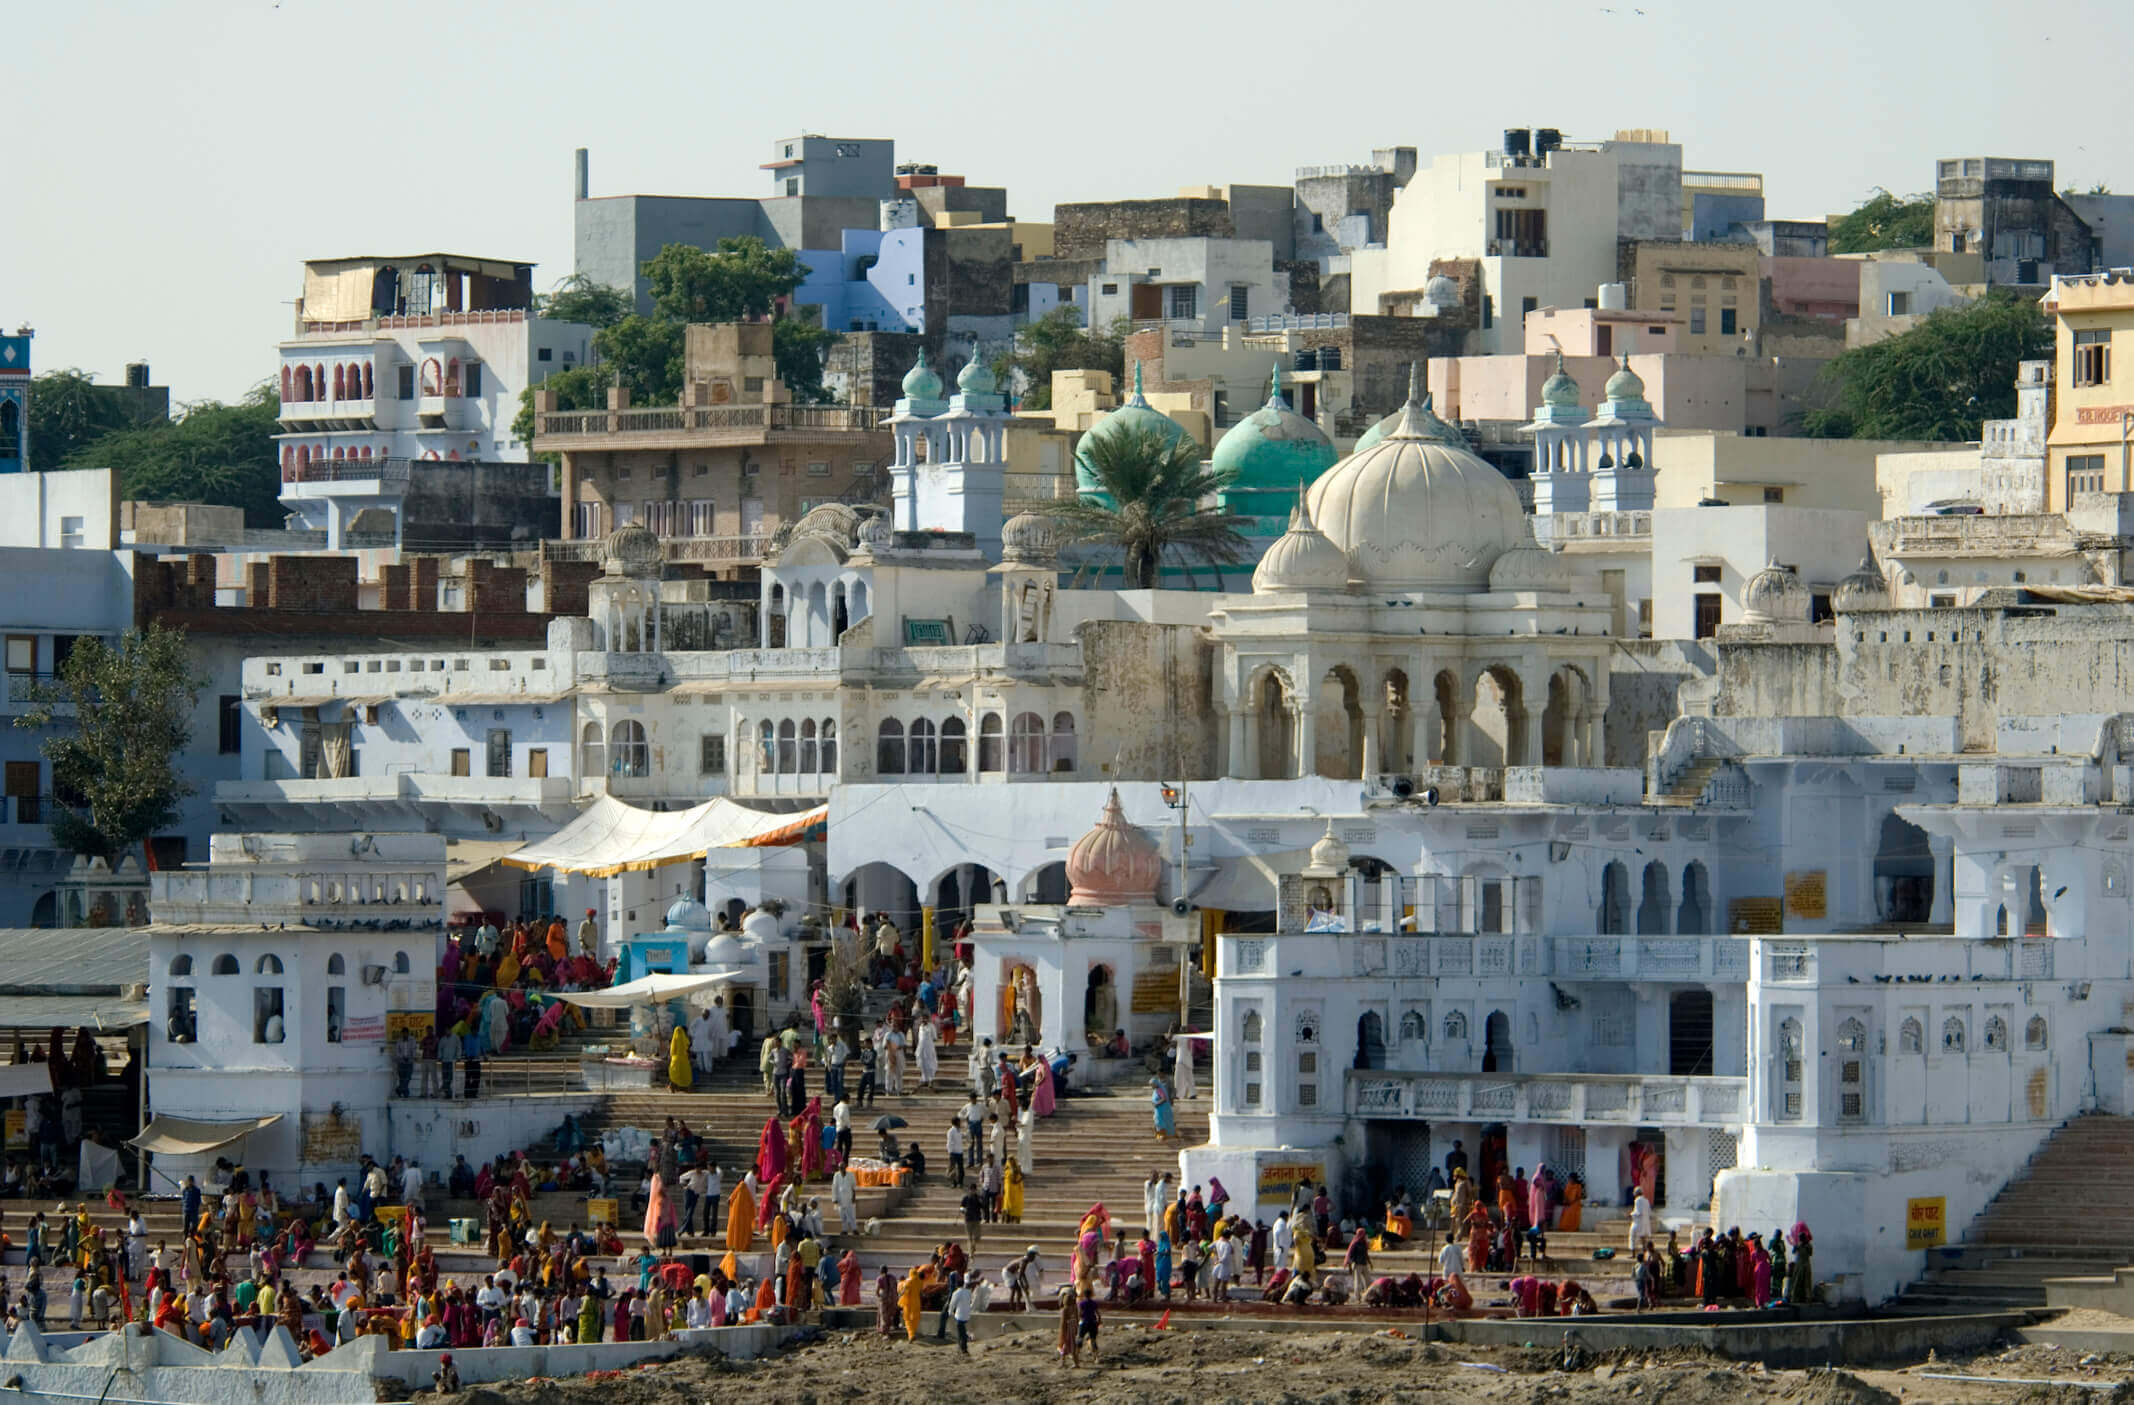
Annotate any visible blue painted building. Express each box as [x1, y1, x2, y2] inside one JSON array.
[[791, 229, 928, 333], [0, 329, 31, 475]]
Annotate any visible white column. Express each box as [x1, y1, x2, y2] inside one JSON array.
[[1293, 705, 1316, 781], [1360, 707, 1382, 781], [1227, 708, 1249, 779]]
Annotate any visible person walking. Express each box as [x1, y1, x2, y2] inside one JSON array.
[[947, 1118, 966, 1187], [948, 1273, 974, 1354]]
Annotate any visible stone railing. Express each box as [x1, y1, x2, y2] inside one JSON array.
[[536, 404, 881, 440], [1346, 1070, 1747, 1126]]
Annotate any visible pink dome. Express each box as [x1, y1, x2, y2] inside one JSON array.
[[1065, 788, 1162, 906]]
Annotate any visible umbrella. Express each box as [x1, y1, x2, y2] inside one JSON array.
[[872, 1115, 908, 1132]]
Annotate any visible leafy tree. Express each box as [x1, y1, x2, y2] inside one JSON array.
[[15, 624, 203, 865], [67, 383, 284, 525], [644, 239, 812, 324], [27, 368, 162, 473], [773, 319, 841, 407], [594, 315, 687, 405], [512, 364, 609, 446], [995, 308, 1129, 410], [537, 274, 632, 330], [1044, 423, 1248, 588], [1827, 188, 1935, 254], [1801, 291, 2051, 440]]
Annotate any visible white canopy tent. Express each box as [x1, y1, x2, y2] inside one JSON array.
[[550, 970, 746, 1009], [500, 795, 825, 878]]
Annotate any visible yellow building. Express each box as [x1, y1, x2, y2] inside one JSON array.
[[1623, 240, 1761, 356], [2044, 272, 2134, 511]]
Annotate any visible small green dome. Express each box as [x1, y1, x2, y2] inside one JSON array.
[[902, 348, 942, 400], [1541, 353, 1581, 409], [1073, 363, 1192, 497], [1210, 367, 1337, 492], [956, 348, 995, 396], [1604, 355, 1645, 403]]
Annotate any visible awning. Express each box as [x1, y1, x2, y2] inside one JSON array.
[[552, 970, 746, 1009], [502, 795, 827, 877], [445, 838, 526, 884], [0, 1063, 54, 1099], [251, 695, 394, 712], [128, 1113, 284, 1157]]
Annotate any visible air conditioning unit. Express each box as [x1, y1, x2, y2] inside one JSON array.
[[362, 964, 388, 986]]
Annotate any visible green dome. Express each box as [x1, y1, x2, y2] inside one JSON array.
[[1541, 352, 1581, 409], [956, 348, 995, 396], [1073, 363, 1192, 497], [1356, 366, 1467, 452], [902, 348, 943, 400], [1210, 367, 1337, 492], [1604, 355, 1645, 403]]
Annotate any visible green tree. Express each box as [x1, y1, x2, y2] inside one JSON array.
[[1827, 188, 1935, 254], [68, 383, 284, 525], [15, 624, 204, 865], [512, 364, 609, 447], [27, 369, 153, 473], [995, 308, 1129, 410], [1043, 423, 1247, 588], [537, 274, 632, 330], [1801, 291, 2051, 440], [644, 239, 812, 324], [594, 315, 687, 405], [773, 319, 841, 407]]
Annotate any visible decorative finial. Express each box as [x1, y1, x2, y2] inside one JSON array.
[[1554, 349, 1568, 375], [1267, 364, 1284, 407], [1406, 362, 1422, 405], [1132, 361, 1146, 401]]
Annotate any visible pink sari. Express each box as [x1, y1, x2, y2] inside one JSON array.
[[1031, 1059, 1057, 1118]]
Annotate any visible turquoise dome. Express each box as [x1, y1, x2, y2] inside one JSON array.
[[1541, 353, 1581, 409], [1355, 366, 1467, 452], [1604, 355, 1645, 403], [1210, 367, 1337, 492], [1073, 363, 1191, 498], [956, 348, 996, 396], [902, 348, 943, 400]]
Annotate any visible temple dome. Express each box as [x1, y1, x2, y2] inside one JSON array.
[[1742, 559, 1811, 624], [664, 898, 713, 933], [1000, 510, 1060, 565], [1604, 356, 1646, 403], [901, 349, 943, 400], [1306, 378, 1527, 593], [1423, 274, 1461, 308], [602, 522, 662, 577], [1833, 555, 1889, 612], [1541, 359, 1582, 409], [1073, 363, 1191, 497], [1065, 788, 1162, 906], [1355, 372, 1468, 453], [1210, 368, 1337, 492], [1252, 500, 1350, 593], [956, 349, 996, 396], [1302, 821, 1350, 879]]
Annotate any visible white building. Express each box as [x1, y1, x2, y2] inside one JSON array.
[[1083, 237, 1290, 335], [1350, 132, 1684, 351]]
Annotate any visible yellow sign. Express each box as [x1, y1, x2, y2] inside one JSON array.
[[376, 1204, 407, 1227], [1906, 1196, 1946, 1251], [1784, 871, 1828, 920], [3, 1109, 22, 1150], [386, 1012, 435, 1042], [1257, 1160, 1325, 1203], [1728, 897, 1784, 935], [587, 1198, 620, 1225]]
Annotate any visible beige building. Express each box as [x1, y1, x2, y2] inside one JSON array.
[[1652, 432, 1954, 516], [534, 323, 890, 569], [1620, 240, 1761, 356], [2043, 272, 2134, 512]]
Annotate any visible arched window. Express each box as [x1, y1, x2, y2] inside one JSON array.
[[421, 358, 443, 396], [212, 954, 239, 976], [1777, 1017, 1803, 1120], [2026, 1015, 2049, 1051], [1836, 1016, 1868, 1122], [777, 719, 797, 773], [1984, 1015, 2009, 1052], [978, 713, 1004, 772], [580, 723, 604, 779], [939, 717, 968, 774], [1442, 1010, 1468, 1042], [327, 954, 345, 976], [1242, 1010, 1262, 1043], [332, 364, 346, 400], [1399, 1009, 1426, 1043], [759, 719, 775, 772], [1899, 1016, 1923, 1053], [876, 719, 905, 775], [256, 954, 284, 975], [609, 720, 648, 778], [1941, 1016, 1967, 1053], [1051, 712, 1077, 773], [767, 585, 786, 647], [1354, 1011, 1386, 1070], [1294, 1011, 1320, 1045], [280, 367, 293, 402], [1009, 711, 1046, 774], [394, 951, 412, 974], [314, 364, 326, 401], [799, 719, 817, 774], [445, 357, 462, 397], [820, 719, 838, 774], [362, 363, 374, 399], [254, 982, 285, 1044], [169, 954, 193, 977], [909, 717, 937, 775], [293, 364, 312, 401], [296, 444, 311, 472]]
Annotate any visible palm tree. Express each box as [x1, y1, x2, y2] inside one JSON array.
[[1046, 424, 1250, 589]]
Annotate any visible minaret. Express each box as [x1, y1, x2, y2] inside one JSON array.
[[1585, 354, 1662, 512], [886, 348, 948, 534], [1520, 351, 1590, 514], [934, 342, 1011, 558]]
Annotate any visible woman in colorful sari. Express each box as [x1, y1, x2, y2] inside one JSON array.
[[667, 1026, 693, 1092], [1031, 1054, 1058, 1118], [1464, 1201, 1492, 1275], [839, 1248, 863, 1305], [1150, 1077, 1176, 1139], [1001, 1156, 1026, 1223], [800, 1099, 826, 1182], [724, 1175, 756, 1254]]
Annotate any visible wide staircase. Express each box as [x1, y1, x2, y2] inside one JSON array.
[[1893, 1113, 2134, 1312]]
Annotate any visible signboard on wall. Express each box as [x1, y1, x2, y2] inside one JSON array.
[[1784, 871, 1828, 920], [3, 1109, 22, 1150], [1728, 897, 1784, 935], [1906, 1196, 1947, 1250], [340, 1015, 385, 1044], [1257, 1160, 1325, 1203], [587, 1198, 620, 1225], [386, 1012, 435, 1042]]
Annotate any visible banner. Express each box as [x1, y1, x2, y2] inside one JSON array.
[[341, 1015, 385, 1044], [1906, 1196, 1946, 1251], [1257, 1160, 1325, 1203]]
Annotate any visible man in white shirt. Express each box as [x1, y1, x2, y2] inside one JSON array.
[[331, 1179, 352, 1230], [680, 1165, 708, 1237], [946, 1118, 966, 1186], [401, 1161, 425, 1215], [1272, 1211, 1295, 1267], [685, 1290, 713, 1328], [415, 1317, 448, 1349], [509, 1317, 536, 1346], [1437, 1232, 1466, 1286], [831, 1165, 857, 1235], [476, 1277, 505, 1325], [947, 1275, 974, 1354]]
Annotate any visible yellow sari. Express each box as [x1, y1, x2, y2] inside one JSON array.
[[1001, 1160, 1025, 1222]]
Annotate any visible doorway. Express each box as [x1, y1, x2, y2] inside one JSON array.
[[1354, 1011, 1387, 1070], [1669, 989, 1715, 1075], [1482, 1009, 1513, 1073]]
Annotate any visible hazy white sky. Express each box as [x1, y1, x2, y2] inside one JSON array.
[[9, 0, 2133, 405]]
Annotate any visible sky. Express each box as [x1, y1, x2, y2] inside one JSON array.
[[8, 0, 2134, 406]]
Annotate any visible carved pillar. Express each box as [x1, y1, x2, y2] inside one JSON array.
[[1293, 704, 1317, 781], [1227, 707, 1249, 779]]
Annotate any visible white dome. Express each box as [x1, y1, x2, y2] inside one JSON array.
[[1305, 400, 1528, 592], [740, 908, 782, 943], [1252, 500, 1350, 593], [1423, 274, 1460, 307], [664, 898, 712, 933], [1742, 560, 1811, 624], [1488, 532, 1585, 593], [1832, 556, 1889, 612], [703, 932, 751, 968], [1302, 821, 1350, 878]]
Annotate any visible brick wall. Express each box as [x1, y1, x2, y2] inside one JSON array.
[[265, 555, 359, 612], [544, 560, 601, 618], [467, 560, 528, 615], [1052, 199, 1234, 261]]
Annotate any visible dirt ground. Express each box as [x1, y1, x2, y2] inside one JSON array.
[[432, 1328, 2134, 1405]]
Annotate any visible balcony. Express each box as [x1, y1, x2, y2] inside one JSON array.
[[1346, 1069, 1747, 1126], [1221, 930, 1748, 983], [534, 403, 883, 452], [1486, 238, 1550, 259], [0, 671, 64, 717], [278, 397, 380, 431], [543, 534, 768, 566], [280, 459, 414, 494]]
